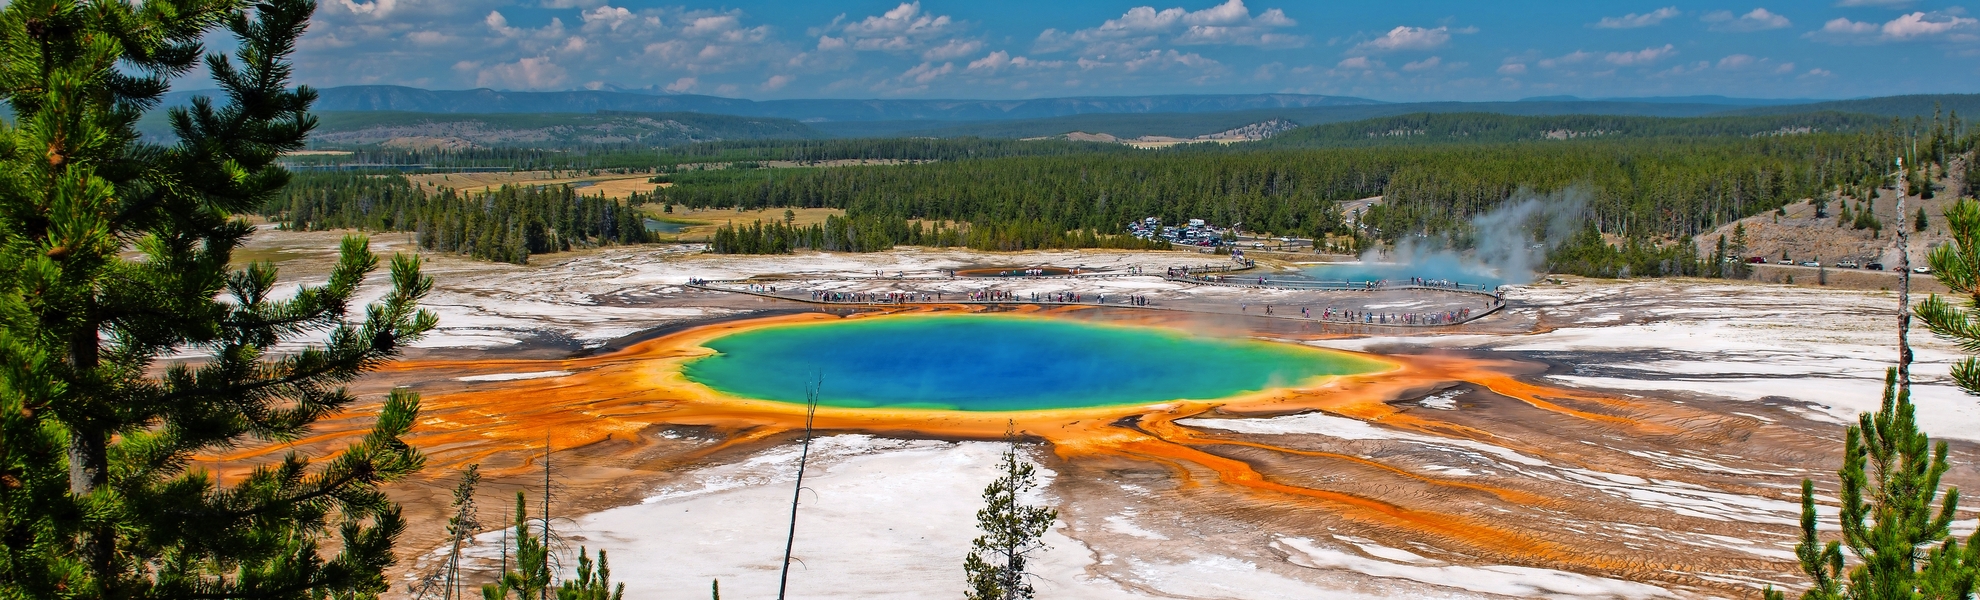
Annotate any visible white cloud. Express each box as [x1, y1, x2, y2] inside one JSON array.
[[1702, 8, 1792, 32], [1401, 56, 1442, 71], [967, 51, 1011, 72], [1593, 7, 1680, 29], [1335, 56, 1383, 70], [477, 56, 568, 89], [335, 0, 398, 17], [1775, 61, 1796, 73], [903, 61, 954, 84], [1537, 50, 1594, 69], [1717, 54, 1756, 69], [921, 38, 983, 61], [1604, 44, 1676, 65], [664, 76, 697, 92], [835, 2, 962, 54], [407, 30, 453, 46], [1803, 68, 1835, 77], [1835, 0, 1912, 6], [1806, 11, 1977, 43], [1498, 62, 1527, 75], [759, 74, 793, 91], [1036, 0, 1303, 55], [579, 6, 635, 32], [1654, 60, 1711, 77], [1352, 26, 1452, 53], [964, 51, 1062, 73], [1812, 17, 1881, 37], [1883, 11, 1978, 38]]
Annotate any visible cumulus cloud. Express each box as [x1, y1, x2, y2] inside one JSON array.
[[921, 38, 983, 61], [1537, 50, 1595, 69], [1702, 8, 1792, 32], [964, 51, 1063, 73], [1882, 11, 1979, 38], [335, 0, 398, 17], [833, 2, 962, 53], [1593, 7, 1680, 29], [477, 56, 568, 89], [1835, 0, 1912, 6], [1035, 0, 1303, 55], [1498, 62, 1527, 75], [1352, 26, 1455, 53], [759, 74, 793, 91], [579, 6, 637, 32], [1604, 44, 1676, 65], [1807, 11, 1978, 43], [1336, 56, 1383, 70], [1401, 56, 1442, 71]]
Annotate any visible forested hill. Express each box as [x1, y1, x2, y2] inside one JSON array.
[[160, 86, 1381, 121], [1253, 112, 1888, 148], [1722, 94, 1980, 118], [851, 100, 1775, 140], [303, 111, 823, 149]]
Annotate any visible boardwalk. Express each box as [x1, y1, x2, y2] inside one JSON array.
[[686, 264, 1506, 328]]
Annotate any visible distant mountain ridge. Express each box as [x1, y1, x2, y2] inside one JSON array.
[[1719, 94, 1980, 118], [1519, 95, 1829, 106], [160, 86, 1383, 122]]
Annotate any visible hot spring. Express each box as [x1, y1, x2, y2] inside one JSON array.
[[1301, 254, 1512, 287], [680, 314, 1387, 411]]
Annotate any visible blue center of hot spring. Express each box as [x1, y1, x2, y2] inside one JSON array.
[[681, 314, 1386, 411]]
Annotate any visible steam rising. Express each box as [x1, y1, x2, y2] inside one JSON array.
[[1312, 188, 1589, 286]]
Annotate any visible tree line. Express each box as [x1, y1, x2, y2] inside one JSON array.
[[267, 173, 650, 264], [708, 216, 1167, 254], [1258, 111, 1890, 147]]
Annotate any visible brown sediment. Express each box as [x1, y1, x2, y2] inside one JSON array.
[[205, 305, 1813, 594]]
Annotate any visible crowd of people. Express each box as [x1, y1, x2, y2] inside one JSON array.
[[712, 265, 1496, 327], [812, 291, 942, 303], [799, 288, 1161, 306], [1317, 306, 1474, 325]]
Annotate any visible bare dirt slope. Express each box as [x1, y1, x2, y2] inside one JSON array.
[[1697, 177, 1963, 269]]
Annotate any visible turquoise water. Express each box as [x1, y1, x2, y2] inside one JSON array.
[[1301, 256, 1507, 286], [682, 314, 1386, 411]]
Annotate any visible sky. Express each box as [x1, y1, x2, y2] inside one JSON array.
[[289, 0, 1980, 101]]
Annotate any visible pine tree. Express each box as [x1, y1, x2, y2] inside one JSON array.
[[553, 548, 623, 600], [1919, 198, 1980, 395], [964, 429, 1059, 600], [0, 1, 438, 598], [483, 493, 552, 600], [443, 466, 485, 600], [1918, 206, 1931, 232], [1731, 223, 1752, 278], [1762, 370, 1979, 600]]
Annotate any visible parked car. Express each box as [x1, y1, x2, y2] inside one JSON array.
[[1915, 266, 1932, 274], [1837, 261, 1859, 269], [1776, 257, 1796, 264], [1799, 261, 1821, 267], [1747, 256, 1767, 263], [1867, 263, 1885, 270]]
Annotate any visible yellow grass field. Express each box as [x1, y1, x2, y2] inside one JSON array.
[[404, 171, 671, 199], [643, 206, 849, 241]]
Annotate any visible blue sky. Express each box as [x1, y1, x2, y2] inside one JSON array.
[[293, 0, 1980, 100]]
